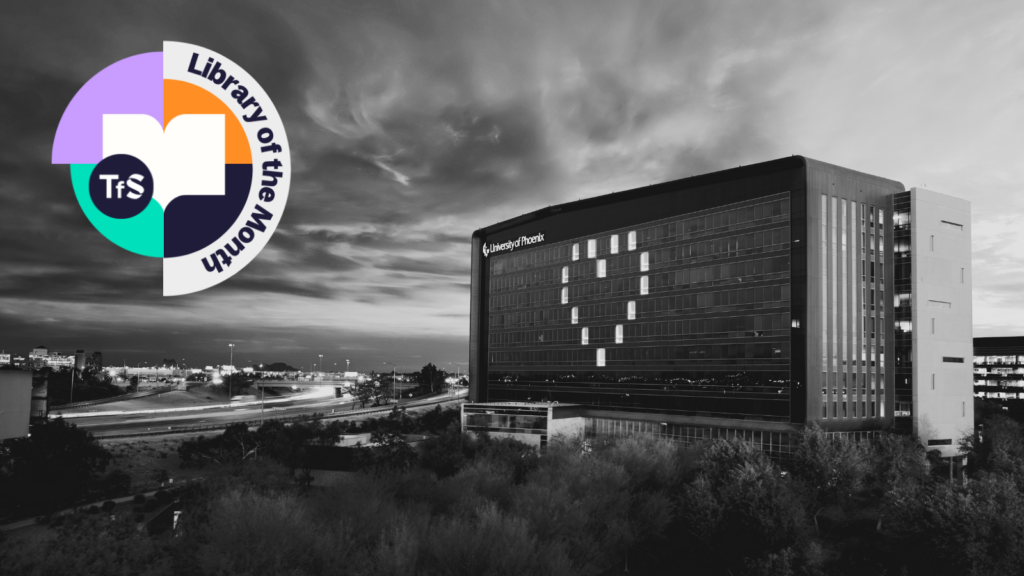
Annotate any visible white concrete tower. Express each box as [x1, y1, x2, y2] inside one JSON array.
[[908, 187, 974, 457]]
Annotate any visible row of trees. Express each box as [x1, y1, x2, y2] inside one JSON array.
[[46, 367, 126, 406], [8, 405, 1024, 575]]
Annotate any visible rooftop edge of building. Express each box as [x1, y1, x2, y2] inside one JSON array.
[[473, 155, 907, 239]]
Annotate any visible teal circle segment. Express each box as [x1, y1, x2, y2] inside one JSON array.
[[71, 164, 164, 257]]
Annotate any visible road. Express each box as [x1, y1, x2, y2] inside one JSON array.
[[72, 390, 467, 438]]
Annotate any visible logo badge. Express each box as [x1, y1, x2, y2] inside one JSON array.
[[52, 42, 291, 296]]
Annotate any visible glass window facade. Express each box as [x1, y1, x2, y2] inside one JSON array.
[[486, 194, 794, 421], [893, 192, 912, 431]]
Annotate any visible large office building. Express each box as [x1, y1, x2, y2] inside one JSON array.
[[468, 156, 973, 458], [974, 337, 1024, 402]]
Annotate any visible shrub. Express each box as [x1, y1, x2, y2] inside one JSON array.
[[133, 513, 145, 523], [101, 501, 116, 513], [143, 499, 158, 512], [98, 468, 132, 498], [154, 490, 171, 504], [133, 494, 146, 505]]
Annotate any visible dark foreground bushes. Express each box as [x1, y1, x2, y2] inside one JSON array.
[[7, 412, 1024, 576]]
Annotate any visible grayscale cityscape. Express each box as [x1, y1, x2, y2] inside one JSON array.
[[2, 2, 1024, 575]]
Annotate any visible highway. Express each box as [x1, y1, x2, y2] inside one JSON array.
[[70, 390, 467, 438]]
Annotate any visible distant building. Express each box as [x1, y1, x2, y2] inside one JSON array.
[[30, 345, 48, 358], [87, 351, 104, 370], [0, 353, 10, 366], [0, 371, 33, 440], [46, 354, 74, 369], [974, 337, 1024, 401], [74, 350, 86, 371]]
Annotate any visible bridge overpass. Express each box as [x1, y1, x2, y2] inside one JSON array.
[[256, 378, 358, 388]]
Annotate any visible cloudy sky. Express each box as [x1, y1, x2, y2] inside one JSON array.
[[1, 0, 1022, 371]]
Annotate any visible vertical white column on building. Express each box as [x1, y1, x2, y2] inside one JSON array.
[[831, 196, 838, 418], [840, 198, 847, 417], [821, 194, 829, 418], [909, 188, 974, 458]]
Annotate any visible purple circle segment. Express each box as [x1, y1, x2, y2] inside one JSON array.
[[51, 52, 163, 164]]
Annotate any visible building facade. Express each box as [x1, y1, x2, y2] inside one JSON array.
[[469, 157, 973, 457], [974, 337, 1024, 402]]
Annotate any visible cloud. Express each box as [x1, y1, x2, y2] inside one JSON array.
[[1, 0, 1022, 366]]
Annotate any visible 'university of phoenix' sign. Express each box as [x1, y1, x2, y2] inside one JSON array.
[[482, 232, 545, 257]]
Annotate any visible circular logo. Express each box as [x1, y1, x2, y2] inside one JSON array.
[[88, 154, 154, 219], [51, 41, 291, 296]]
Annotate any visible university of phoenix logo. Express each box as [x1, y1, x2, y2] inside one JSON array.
[[482, 232, 545, 257], [51, 42, 291, 296]]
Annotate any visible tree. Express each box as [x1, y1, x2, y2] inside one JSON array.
[[0, 511, 172, 575], [179, 423, 261, 468], [677, 439, 815, 574], [0, 418, 113, 517], [868, 432, 930, 494], [356, 428, 418, 476], [789, 423, 866, 534], [343, 374, 376, 408], [369, 374, 393, 406], [421, 422, 477, 478], [417, 362, 444, 394], [883, 473, 1024, 575], [960, 414, 1024, 489]]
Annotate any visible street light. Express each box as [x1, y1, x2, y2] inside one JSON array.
[[135, 361, 147, 392], [383, 362, 397, 405], [319, 354, 323, 385], [228, 344, 235, 398], [259, 364, 266, 424], [448, 363, 463, 397]]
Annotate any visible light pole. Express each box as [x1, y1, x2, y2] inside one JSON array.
[[136, 361, 147, 392], [228, 344, 235, 398], [383, 362, 397, 405], [319, 354, 323, 385], [346, 359, 350, 372], [448, 363, 463, 397], [259, 364, 266, 424], [69, 365, 75, 404]]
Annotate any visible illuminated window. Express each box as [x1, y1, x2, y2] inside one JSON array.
[[581, 327, 589, 345], [562, 266, 569, 284], [587, 239, 597, 259], [571, 307, 579, 324], [627, 301, 636, 320], [572, 243, 580, 261], [597, 259, 606, 278], [628, 231, 637, 251], [640, 252, 649, 272], [596, 348, 606, 367], [615, 324, 623, 344], [640, 275, 649, 295], [561, 287, 568, 304], [610, 235, 619, 254]]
